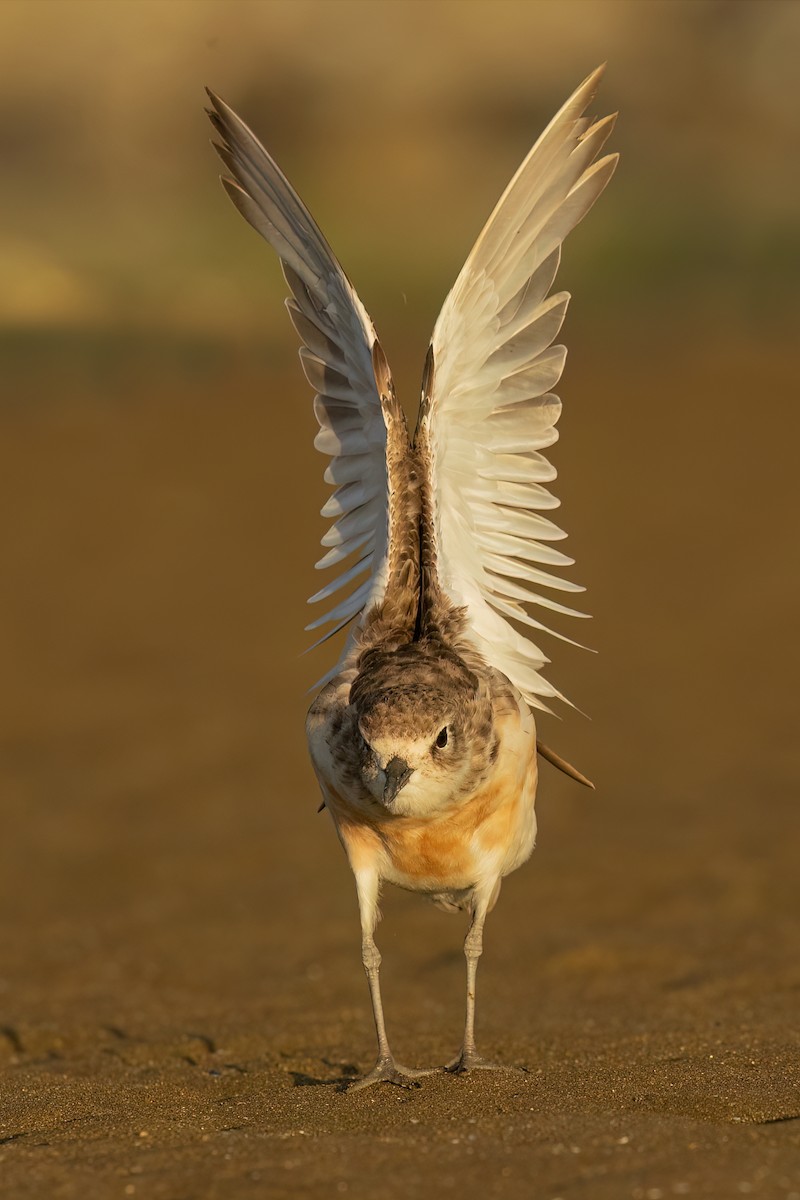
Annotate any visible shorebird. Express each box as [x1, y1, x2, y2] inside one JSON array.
[[207, 67, 616, 1089]]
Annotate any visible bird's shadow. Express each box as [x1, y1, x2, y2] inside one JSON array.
[[290, 1059, 361, 1092]]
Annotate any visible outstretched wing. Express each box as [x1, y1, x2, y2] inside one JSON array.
[[419, 67, 618, 711], [206, 91, 391, 653]]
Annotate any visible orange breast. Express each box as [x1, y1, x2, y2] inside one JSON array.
[[382, 774, 526, 889]]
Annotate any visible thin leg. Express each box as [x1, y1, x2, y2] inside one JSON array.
[[348, 870, 434, 1091], [446, 895, 521, 1074]]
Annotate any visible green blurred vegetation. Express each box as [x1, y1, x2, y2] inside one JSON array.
[[1, 0, 798, 355]]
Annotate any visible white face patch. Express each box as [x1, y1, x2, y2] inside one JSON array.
[[361, 733, 470, 816], [369, 735, 431, 774]]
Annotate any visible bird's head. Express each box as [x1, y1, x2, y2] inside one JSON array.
[[349, 641, 495, 816]]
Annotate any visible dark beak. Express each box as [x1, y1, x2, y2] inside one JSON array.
[[383, 756, 412, 805]]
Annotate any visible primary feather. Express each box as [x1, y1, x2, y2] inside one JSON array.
[[419, 65, 618, 710]]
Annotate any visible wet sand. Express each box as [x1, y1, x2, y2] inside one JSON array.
[[1, 331, 799, 1197]]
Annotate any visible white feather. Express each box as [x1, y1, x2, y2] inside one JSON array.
[[422, 66, 618, 708]]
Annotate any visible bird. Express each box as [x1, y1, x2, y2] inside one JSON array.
[[206, 66, 617, 1090]]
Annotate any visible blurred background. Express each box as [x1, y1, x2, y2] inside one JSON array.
[[1, 0, 800, 1187]]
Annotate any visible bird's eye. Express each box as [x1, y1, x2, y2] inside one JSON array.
[[435, 726, 449, 749]]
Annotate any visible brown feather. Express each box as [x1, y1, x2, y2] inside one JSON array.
[[536, 740, 595, 789]]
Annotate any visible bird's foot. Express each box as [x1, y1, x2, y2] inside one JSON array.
[[444, 1048, 525, 1075], [347, 1056, 435, 1092]]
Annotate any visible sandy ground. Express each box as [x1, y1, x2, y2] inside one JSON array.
[[1, 330, 799, 1198]]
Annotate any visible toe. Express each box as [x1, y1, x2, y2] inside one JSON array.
[[347, 1057, 434, 1091], [444, 1051, 525, 1075]]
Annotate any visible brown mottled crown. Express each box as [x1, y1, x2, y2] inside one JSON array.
[[350, 640, 479, 740]]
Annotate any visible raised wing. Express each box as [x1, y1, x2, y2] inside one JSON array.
[[419, 67, 618, 711], [206, 91, 391, 652]]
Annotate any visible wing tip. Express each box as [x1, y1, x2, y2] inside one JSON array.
[[204, 86, 233, 121], [537, 739, 595, 788], [581, 62, 607, 96], [580, 110, 618, 144]]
